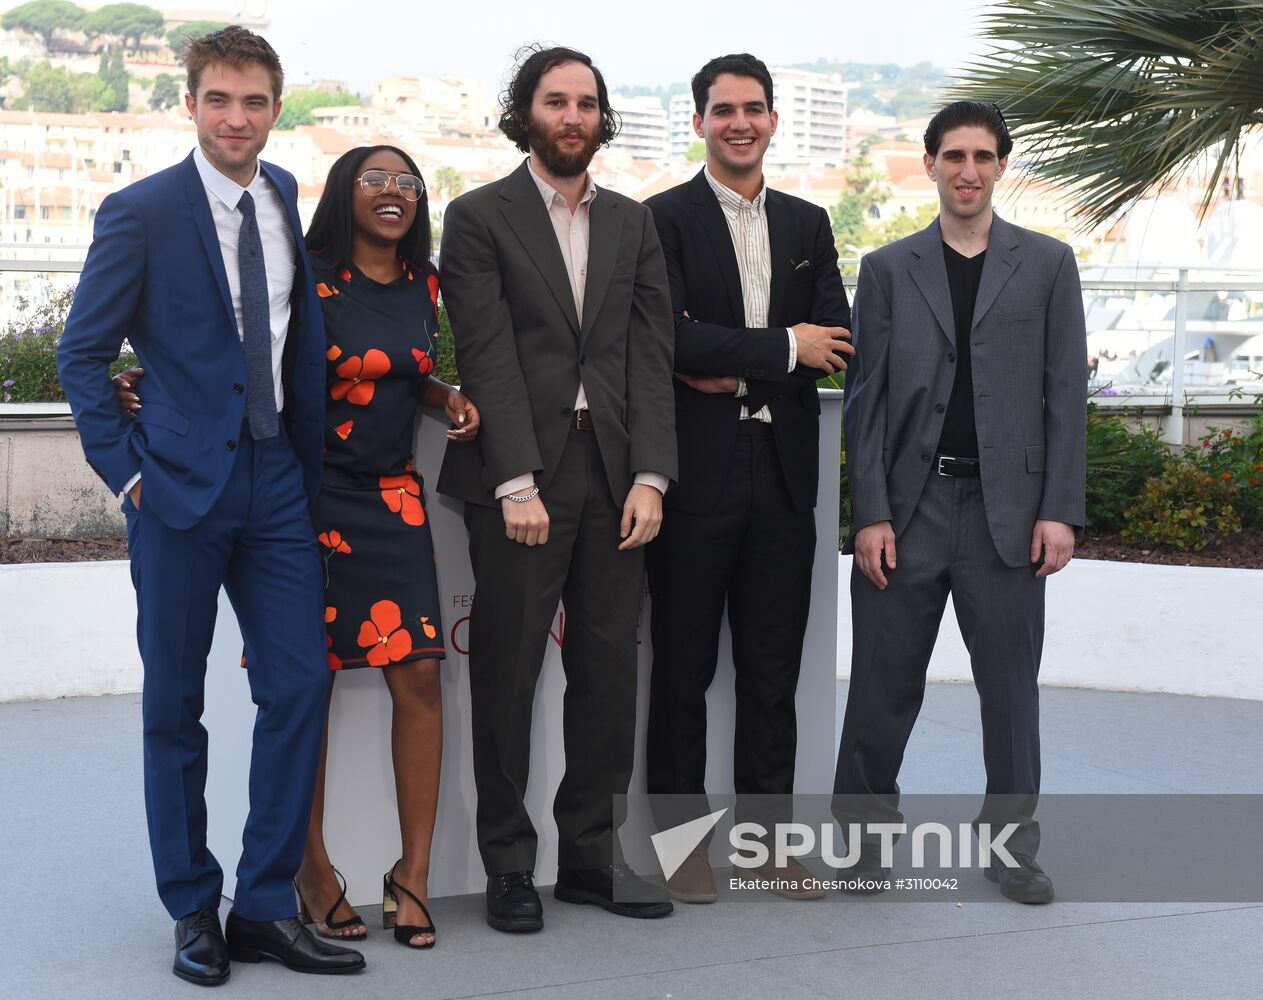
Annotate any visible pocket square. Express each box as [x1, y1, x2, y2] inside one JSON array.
[[791, 259, 811, 271]]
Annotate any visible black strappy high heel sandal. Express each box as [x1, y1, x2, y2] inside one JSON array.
[[295, 866, 367, 939], [382, 860, 436, 949]]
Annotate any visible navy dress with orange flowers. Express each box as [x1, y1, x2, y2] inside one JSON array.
[[310, 253, 445, 670]]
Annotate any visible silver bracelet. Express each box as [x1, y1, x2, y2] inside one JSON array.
[[504, 486, 540, 503]]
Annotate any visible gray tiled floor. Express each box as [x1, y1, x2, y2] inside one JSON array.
[[4, 684, 1262, 999]]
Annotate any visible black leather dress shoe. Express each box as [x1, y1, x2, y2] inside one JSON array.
[[224, 911, 365, 974], [985, 852, 1055, 904], [554, 864, 674, 918], [837, 842, 891, 896], [486, 871, 543, 932], [174, 908, 230, 986]]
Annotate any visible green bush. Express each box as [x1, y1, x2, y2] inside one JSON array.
[[0, 285, 454, 405], [0, 286, 136, 401], [435, 301, 458, 386], [1122, 464, 1243, 551], [1185, 415, 1263, 528], [1084, 402, 1172, 532]]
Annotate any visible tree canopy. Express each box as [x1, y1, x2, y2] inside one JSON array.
[[96, 46, 127, 111], [275, 89, 360, 130], [149, 72, 181, 111], [82, 3, 165, 52], [952, 0, 1263, 230], [433, 166, 465, 200], [166, 20, 229, 57], [1, 0, 85, 51], [16, 61, 117, 113]]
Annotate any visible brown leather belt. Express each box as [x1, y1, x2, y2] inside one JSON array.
[[573, 408, 594, 430]]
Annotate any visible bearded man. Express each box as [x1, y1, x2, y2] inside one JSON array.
[[436, 44, 678, 932]]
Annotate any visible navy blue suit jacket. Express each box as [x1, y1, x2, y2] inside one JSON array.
[[58, 151, 326, 530]]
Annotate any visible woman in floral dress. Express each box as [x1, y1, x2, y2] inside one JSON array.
[[116, 145, 475, 950]]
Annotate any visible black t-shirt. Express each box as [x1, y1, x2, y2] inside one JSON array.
[[936, 242, 985, 458]]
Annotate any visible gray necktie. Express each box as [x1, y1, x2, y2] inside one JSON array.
[[237, 190, 278, 439]]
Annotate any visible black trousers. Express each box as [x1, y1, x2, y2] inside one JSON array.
[[464, 427, 644, 875], [834, 473, 1045, 856], [645, 422, 816, 827]]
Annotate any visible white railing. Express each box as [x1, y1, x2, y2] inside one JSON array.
[[4, 259, 1262, 445]]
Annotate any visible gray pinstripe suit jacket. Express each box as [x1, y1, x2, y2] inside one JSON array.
[[843, 215, 1087, 568]]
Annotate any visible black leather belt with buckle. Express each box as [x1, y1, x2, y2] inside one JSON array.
[[935, 454, 980, 477], [573, 408, 594, 430]]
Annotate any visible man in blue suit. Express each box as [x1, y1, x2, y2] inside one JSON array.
[[57, 27, 363, 984]]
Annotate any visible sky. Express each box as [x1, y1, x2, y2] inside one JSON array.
[[262, 0, 993, 94]]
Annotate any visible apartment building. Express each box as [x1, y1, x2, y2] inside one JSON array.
[[668, 91, 695, 160], [372, 75, 493, 136], [767, 67, 851, 168], [609, 94, 670, 162]]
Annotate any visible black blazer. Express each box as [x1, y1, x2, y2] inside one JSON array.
[[645, 169, 850, 514], [437, 160, 678, 507]]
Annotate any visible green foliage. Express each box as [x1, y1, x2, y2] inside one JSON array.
[[434, 302, 458, 387], [275, 89, 359, 130], [1122, 464, 1243, 552], [837, 413, 851, 543], [0, 288, 136, 402], [1, 0, 84, 50], [432, 166, 464, 200], [952, 0, 1263, 231], [16, 61, 74, 111], [167, 20, 228, 56], [830, 194, 868, 259], [96, 46, 128, 112], [831, 156, 891, 257], [830, 157, 933, 272], [1084, 403, 1172, 532], [16, 60, 121, 113], [149, 72, 181, 111], [870, 203, 938, 246], [685, 141, 706, 163], [82, 3, 164, 51], [1185, 416, 1263, 528]]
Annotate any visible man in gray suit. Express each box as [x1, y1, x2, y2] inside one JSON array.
[[437, 45, 677, 932], [834, 101, 1086, 903]]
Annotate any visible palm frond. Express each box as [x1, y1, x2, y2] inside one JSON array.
[[951, 0, 1263, 230]]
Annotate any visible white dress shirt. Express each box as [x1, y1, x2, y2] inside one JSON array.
[[193, 144, 295, 412], [494, 160, 668, 499], [703, 166, 796, 422]]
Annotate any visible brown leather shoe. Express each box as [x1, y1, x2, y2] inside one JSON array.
[[665, 848, 717, 904], [747, 857, 826, 900]]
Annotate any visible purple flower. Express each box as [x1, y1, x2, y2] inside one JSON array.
[[2, 379, 14, 388]]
